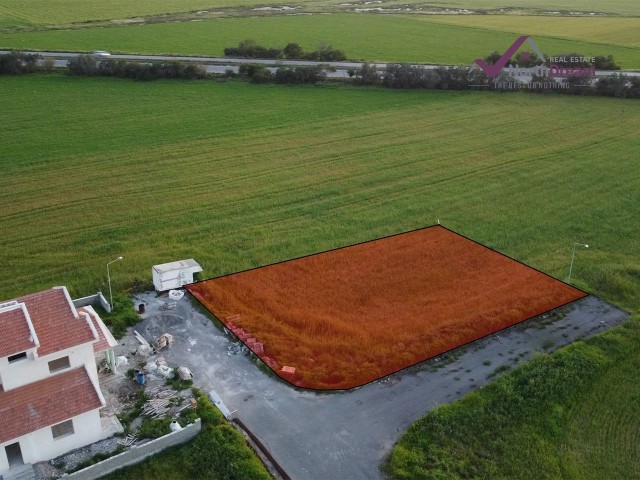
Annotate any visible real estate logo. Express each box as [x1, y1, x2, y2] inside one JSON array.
[[475, 36, 545, 78], [473, 35, 597, 89]]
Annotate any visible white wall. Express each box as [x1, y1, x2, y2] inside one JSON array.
[[0, 409, 103, 475], [0, 443, 8, 474], [0, 343, 97, 391]]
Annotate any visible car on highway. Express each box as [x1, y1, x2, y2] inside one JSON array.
[[92, 51, 111, 57]]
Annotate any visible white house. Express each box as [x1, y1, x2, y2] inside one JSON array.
[[152, 259, 202, 292], [0, 286, 118, 476]]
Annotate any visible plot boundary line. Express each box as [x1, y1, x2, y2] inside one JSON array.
[[186, 225, 589, 391]]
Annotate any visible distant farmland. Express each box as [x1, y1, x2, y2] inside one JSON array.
[[1, 0, 639, 28], [2, 14, 639, 68], [187, 226, 586, 390]]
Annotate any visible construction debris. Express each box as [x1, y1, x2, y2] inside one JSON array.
[[133, 330, 151, 348], [144, 361, 158, 373], [136, 344, 152, 357], [118, 434, 137, 447], [142, 398, 171, 418], [141, 386, 181, 418], [177, 366, 193, 381], [168, 290, 185, 301], [154, 333, 174, 351]]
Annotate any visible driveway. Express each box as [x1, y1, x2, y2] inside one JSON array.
[[128, 293, 627, 480]]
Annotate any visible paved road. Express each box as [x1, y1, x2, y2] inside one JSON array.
[[43, 58, 353, 78], [129, 293, 627, 480]]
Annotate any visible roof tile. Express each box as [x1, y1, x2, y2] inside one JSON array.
[[0, 367, 103, 444], [13, 288, 96, 357], [0, 304, 35, 358]]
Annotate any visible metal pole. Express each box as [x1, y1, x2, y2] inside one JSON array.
[[567, 243, 588, 284], [106, 256, 123, 312], [107, 262, 113, 312]]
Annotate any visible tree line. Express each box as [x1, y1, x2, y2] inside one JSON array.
[[224, 40, 346, 61], [237, 63, 331, 84], [67, 55, 208, 80], [348, 62, 640, 99], [1, 50, 638, 98]]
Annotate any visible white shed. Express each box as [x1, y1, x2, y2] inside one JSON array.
[[152, 259, 202, 292]]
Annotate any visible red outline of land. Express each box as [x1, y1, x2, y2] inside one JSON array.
[[187, 226, 587, 390]]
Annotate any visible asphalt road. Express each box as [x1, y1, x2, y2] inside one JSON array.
[[129, 293, 627, 480]]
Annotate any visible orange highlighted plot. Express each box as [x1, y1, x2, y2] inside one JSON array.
[[187, 226, 587, 390]]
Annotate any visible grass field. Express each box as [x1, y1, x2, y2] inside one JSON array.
[[1, 0, 639, 29], [1, 75, 639, 312], [386, 315, 640, 479], [188, 226, 585, 389], [396, 0, 640, 16], [1, 70, 639, 476], [2, 14, 639, 68], [424, 15, 640, 48]]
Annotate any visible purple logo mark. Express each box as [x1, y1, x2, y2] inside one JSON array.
[[474, 35, 545, 78]]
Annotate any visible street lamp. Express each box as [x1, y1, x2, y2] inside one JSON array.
[[107, 256, 123, 312], [567, 243, 588, 284]]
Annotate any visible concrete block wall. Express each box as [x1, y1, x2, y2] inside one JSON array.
[[72, 293, 111, 313], [62, 419, 201, 480]]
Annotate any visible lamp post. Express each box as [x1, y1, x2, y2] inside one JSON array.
[[567, 243, 588, 284], [107, 256, 123, 312]]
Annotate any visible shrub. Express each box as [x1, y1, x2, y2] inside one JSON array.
[[352, 62, 380, 85], [138, 417, 174, 439], [238, 64, 273, 83], [69, 58, 207, 81], [594, 54, 620, 70], [0, 50, 40, 75], [67, 54, 99, 76], [274, 65, 327, 84], [166, 377, 193, 391], [224, 40, 346, 61]]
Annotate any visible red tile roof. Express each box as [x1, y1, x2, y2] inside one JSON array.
[[77, 307, 117, 354], [0, 367, 104, 444], [0, 303, 37, 358], [14, 287, 97, 357]]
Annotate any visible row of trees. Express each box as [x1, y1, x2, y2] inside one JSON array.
[[237, 63, 330, 84], [349, 63, 492, 90], [1, 51, 637, 98], [67, 55, 207, 80], [224, 40, 346, 61], [347, 62, 640, 98], [0, 50, 45, 74]]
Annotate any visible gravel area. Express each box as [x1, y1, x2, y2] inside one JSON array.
[[33, 437, 122, 480]]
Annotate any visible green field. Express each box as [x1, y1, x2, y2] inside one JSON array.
[[0, 0, 269, 29], [386, 316, 640, 479], [1, 0, 640, 29], [1, 14, 640, 68], [2, 71, 639, 478], [399, 0, 640, 16], [425, 15, 640, 48], [1, 75, 639, 309]]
